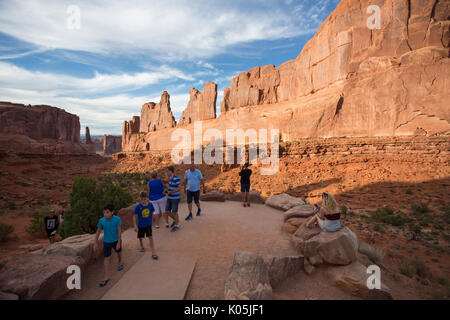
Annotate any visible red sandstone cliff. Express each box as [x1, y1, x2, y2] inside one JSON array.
[[122, 0, 449, 152], [103, 135, 122, 155], [140, 91, 176, 133], [0, 102, 94, 154], [178, 82, 217, 126]]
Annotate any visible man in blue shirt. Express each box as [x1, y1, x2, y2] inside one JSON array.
[[94, 204, 123, 287], [164, 166, 181, 232], [133, 192, 158, 259], [183, 163, 206, 221]]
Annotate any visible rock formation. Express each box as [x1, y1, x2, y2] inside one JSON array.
[[122, 116, 140, 152], [121, 0, 449, 153], [220, 0, 450, 137], [103, 135, 122, 155], [85, 127, 92, 144], [0, 102, 94, 154], [140, 91, 176, 133], [178, 82, 217, 126]]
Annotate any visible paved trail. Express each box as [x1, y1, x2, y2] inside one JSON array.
[[64, 201, 360, 300]]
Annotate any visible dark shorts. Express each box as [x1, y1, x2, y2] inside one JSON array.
[[103, 241, 122, 258], [187, 190, 200, 204], [166, 198, 180, 213], [46, 229, 57, 238], [137, 226, 152, 238], [241, 184, 250, 192]]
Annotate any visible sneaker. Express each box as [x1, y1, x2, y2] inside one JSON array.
[[170, 221, 176, 228], [154, 225, 160, 229], [170, 225, 179, 232], [185, 213, 193, 221], [165, 224, 169, 228], [196, 209, 201, 216]]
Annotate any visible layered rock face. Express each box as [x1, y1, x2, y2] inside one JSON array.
[[220, 0, 450, 137], [103, 135, 122, 155], [178, 82, 217, 126], [140, 91, 176, 133], [121, 0, 449, 153], [0, 102, 93, 154], [122, 116, 140, 151]]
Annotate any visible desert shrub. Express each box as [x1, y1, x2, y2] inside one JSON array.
[[399, 260, 415, 278], [411, 202, 430, 215], [373, 223, 384, 232], [358, 241, 385, 264], [340, 205, 348, 215], [370, 206, 405, 226], [26, 209, 47, 236], [436, 275, 449, 286], [7, 201, 15, 210], [406, 189, 413, 195], [0, 222, 14, 242], [410, 259, 430, 278], [409, 223, 422, 235], [60, 176, 133, 238], [0, 259, 6, 271]]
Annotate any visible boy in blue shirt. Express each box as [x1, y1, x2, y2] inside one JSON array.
[[94, 204, 123, 287], [133, 192, 158, 259]]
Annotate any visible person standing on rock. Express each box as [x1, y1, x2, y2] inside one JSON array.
[[93, 204, 124, 287], [147, 170, 166, 229], [239, 163, 252, 207], [305, 192, 341, 232], [44, 209, 60, 243], [133, 192, 158, 259], [164, 166, 181, 232], [184, 163, 206, 221]]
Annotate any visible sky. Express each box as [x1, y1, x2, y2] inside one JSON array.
[[0, 0, 340, 135]]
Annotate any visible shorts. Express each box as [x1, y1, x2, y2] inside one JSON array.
[[150, 197, 167, 215], [187, 190, 200, 204], [137, 226, 152, 238], [166, 198, 180, 213], [241, 184, 250, 192], [103, 241, 122, 258], [46, 229, 57, 238], [320, 219, 341, 232]]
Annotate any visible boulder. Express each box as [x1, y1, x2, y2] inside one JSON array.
[[224, 252, 272, 300], [263, 255, 304, 288], [283, 205, 315, 221], [117, 206, 135, 230], [303, 227, 358, 266], [265, 194, 305, 211], [291, 224, 322, 253], [0, 291, 19, 300], [200, 190, 225, 202], [281, 221, 298, 235], [42, 233, 103, 267], [303, 258, 315, 275], [0, 253, 83, 299], [228, 190, 265, 204], [326, 262, 393, 300]]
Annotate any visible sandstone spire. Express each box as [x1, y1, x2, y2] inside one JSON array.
[[178, 82, 217, 126], [140, 91, 176, 132]]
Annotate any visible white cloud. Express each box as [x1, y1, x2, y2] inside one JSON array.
[[0, 0, 333, 60]]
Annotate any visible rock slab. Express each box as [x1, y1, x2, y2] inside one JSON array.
[[265, 194, 305, 211]]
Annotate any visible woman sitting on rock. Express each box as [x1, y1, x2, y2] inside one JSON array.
[[305, 192, 341, 232]]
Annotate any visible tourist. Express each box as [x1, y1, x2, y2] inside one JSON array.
[[183, 163, 206, 221], [147, 170, 167, 229], [133, 192, 158, 259], [164, 166, 181, 232], [93, 204, 124, 287], [239, 163, 252, 207], [305, 192, 341, 232], [44, 209, 60, 243]]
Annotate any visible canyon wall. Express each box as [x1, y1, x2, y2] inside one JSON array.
[[122, 0, 450, 153], [0, 102, 94, 154]]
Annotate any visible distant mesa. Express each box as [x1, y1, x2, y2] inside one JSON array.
[[0, 102, 95, 155]]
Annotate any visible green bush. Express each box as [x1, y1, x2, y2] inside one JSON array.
[[60, 176, 133, 238], [399, 260, 415, 278], [370, 206, 405, 226], [26, 209, 47, 236], [340, 205, 348, 215], [411, 203, 430, 215], [0, 222, 14, 242], [406, 189, 413, 195]]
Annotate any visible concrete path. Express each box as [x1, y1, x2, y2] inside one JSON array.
[[101, 252, 196, 300]]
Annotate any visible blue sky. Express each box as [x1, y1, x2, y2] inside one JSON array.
[[0, 0, 340, 135]]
